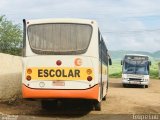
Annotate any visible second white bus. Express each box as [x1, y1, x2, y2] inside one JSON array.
[[121, 54, 151, 88]]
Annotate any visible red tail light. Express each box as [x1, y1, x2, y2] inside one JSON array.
[[56, 60, 62, 66], [26, 75, 31, 81], [87, 76, 92, 81]]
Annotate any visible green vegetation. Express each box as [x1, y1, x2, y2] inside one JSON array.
[[109, 59, 160, 79], [109, 59, 122, 78], [150, 61, 159, 79], [0, 15, 22, 56]]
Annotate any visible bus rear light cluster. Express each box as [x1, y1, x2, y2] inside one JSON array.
[[87, 76, 92, 81], [26, 75, 31, 81], [27, 68, 32, 74], [86, 69, 92, 75], [56, 60, 62, 66]]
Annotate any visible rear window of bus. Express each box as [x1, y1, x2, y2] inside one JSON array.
[[27, 23, 92, 55]]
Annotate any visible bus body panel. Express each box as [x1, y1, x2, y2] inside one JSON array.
[[22, 55, 101, 101], [22, 55, 99, 90], [102, 64, 108, 97], [22, 84, 99, 100]]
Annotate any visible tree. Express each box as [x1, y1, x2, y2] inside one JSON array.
[[0, 15, 22, 55]]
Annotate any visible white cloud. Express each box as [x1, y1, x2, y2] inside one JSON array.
[[0, 0, 160, 52]]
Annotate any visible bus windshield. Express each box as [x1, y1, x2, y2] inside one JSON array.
[[123, 60, 149, 75], [27, 23, 92, 55]]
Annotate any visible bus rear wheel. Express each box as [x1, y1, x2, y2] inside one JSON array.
[[102, 95, 106, 101], [41, 100, 57, 110], [123, 84, 128, 88], [93, 101, 101, 111]]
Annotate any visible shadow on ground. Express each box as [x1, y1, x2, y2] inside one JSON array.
[[0, 99, 92, 118], [36, 99, 92, 117]]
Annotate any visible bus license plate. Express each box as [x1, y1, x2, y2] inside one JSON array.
[[132, 81, 140, 84], [53, 81, 65, 86]]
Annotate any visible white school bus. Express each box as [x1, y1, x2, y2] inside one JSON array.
[[22, 18, 112, 111], [121, 54, 151, 88]]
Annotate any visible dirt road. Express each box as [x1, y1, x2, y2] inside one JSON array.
[[0, 79, 160, 119], [104, 79, 160, 114]]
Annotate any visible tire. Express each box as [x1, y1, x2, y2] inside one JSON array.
[[41, 100, 57, 110], [93, 101, 101, 111], [123, 84, 127, 88], [102, 95, 106, 101], [145, 85, 148, 88]]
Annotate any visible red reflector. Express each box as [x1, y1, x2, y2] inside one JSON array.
[[26, 75, 31, 81], [56, 60, 62, 66], [87, 76, 92, 81], [86, 69, 92, 75], [27, 69, 32, 74]]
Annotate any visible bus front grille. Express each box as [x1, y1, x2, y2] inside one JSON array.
[[129, 78, 142, 81]]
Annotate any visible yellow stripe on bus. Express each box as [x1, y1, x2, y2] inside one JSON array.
[[26, 67, 94, 80]]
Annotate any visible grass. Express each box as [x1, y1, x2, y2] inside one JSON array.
[[150, 60, 160, 79], [109, 59, 122, 78], [109, 59, 160, 79]]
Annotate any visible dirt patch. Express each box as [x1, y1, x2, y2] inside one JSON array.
[[101, 79, 160, 114], [0, 79, 160, 119]]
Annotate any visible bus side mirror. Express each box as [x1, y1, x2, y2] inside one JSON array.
[[121, 60, 123, 65], [149, 61, 151, 66], [109, 58, 112, 65]]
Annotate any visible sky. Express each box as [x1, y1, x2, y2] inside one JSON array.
[[0, 0, 160, 52]]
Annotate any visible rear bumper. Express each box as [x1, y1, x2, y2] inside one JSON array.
[[122, 80, 149, 85], [22, 84, 99, 100]]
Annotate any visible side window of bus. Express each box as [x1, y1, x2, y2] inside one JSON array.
[[98, 30, 109, 66], [103, 48, 108, 65], [101, 40, 108, 65], [98, 30, 101, 59]]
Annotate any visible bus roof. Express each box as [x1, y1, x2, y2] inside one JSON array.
[[124, 54, 149, 57], [24, 18, 97, 25]]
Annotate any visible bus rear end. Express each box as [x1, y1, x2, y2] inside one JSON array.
[[22, 56, 99, 100], [22, 19, 102, 109]]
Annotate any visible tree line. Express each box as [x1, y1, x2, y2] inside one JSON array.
[[0, 15, 22, 56]]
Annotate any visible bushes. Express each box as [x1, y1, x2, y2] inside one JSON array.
[[150, 69, 159, 79], [0, 15, 22, 56], [109, 72, 122, 78]]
